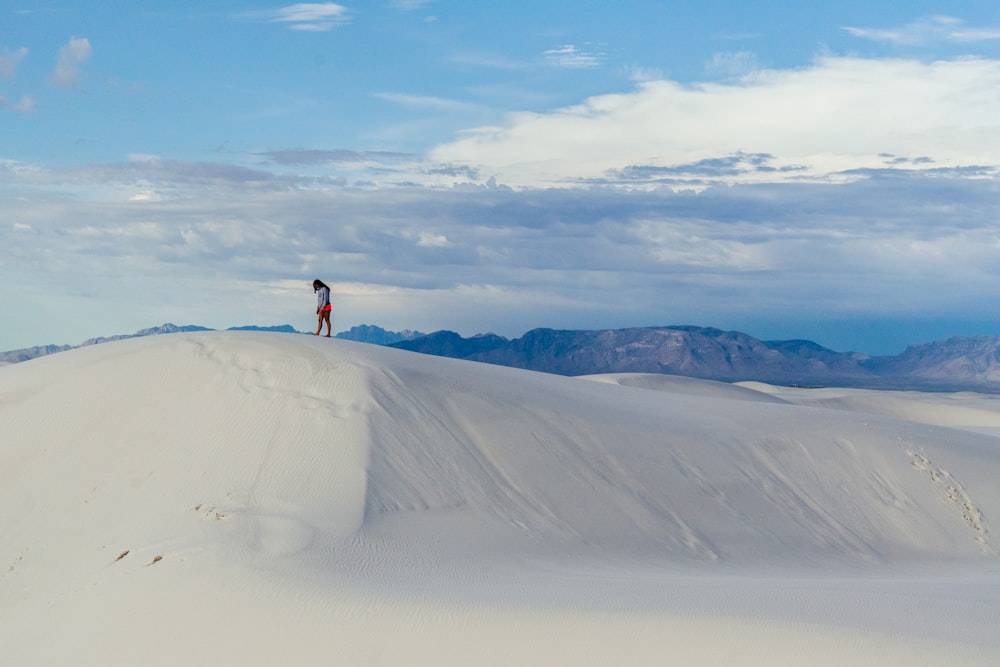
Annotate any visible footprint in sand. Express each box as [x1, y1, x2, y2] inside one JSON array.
[[907, 449, 993, 553]]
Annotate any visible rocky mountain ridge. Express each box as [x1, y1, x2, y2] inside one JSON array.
[[391, 326, 1000, 391]]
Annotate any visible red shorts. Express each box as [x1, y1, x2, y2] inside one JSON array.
[[321, 304, 332, 312]]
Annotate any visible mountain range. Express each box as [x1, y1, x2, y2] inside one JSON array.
[[6, 322, 1000, 391], [389, 326, 1000, 391]]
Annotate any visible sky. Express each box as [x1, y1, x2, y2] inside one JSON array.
[[4, 1, 1000, 354]]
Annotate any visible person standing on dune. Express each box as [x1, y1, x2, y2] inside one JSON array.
[[312, 279, 332, 337]]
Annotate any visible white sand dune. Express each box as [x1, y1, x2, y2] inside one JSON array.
[[2, 332, 999, 665], [744, 382, 1000, 436]]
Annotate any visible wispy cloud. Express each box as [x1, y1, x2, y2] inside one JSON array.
[[705, 51, 760, 79], [845, 15, 1000, 45], [0, 94, 34, 113], [0, 47, 28, 79], [544, 44, 602, 68], [50, 37, 91, 89], [451, 51, 527, 71], [391, 0, 433, 10], [626, 65, 665, 82], [263, 148, 366, 165], [255, 3, 351, 32], [373, 91, 478, 111], [261, 148, 413, 165]]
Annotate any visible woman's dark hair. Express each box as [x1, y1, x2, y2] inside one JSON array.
[[313, 279, 329, 291]]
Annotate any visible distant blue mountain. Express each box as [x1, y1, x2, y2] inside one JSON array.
[[80, 323, 213, 346], [0, 343, 74, 364], [335, 324, 425, 345], [227, 324, 300, 333], [391, 326, 1000, 391]]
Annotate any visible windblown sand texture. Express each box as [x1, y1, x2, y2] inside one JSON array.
[[2, 332, 999, 665]]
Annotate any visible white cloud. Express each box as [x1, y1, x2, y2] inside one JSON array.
[[845, 15, 1000, 45], [266, 3, 350, 31], [127, 153, 162, 163], [0, 46, 28, 79], [415, 231, 449, 247], [373, 91, 478, 111], [128, 190, 164, 202], [544, 44, 602, 68], [13, 95, 34, 112], [392, 0, 433, 10], [429, 56, 1000, 189], [450, 51, 526, 71], [0, 94, 34, 113], [626, 65, 665, 82], [51, 37, 91, 89], [705, 51, 760, 79]]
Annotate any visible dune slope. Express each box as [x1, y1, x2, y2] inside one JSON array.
[[2, 332, 999, 665]]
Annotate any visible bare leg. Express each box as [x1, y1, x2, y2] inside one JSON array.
[[313, 311, 323, 335], [322, 310, 332, 336]]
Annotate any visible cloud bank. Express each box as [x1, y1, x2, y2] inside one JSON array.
[[4, 150, 1000, 353], [430, 56, 1000, 189]]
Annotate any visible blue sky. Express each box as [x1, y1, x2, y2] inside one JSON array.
[[4, 2, 1000, 354]]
